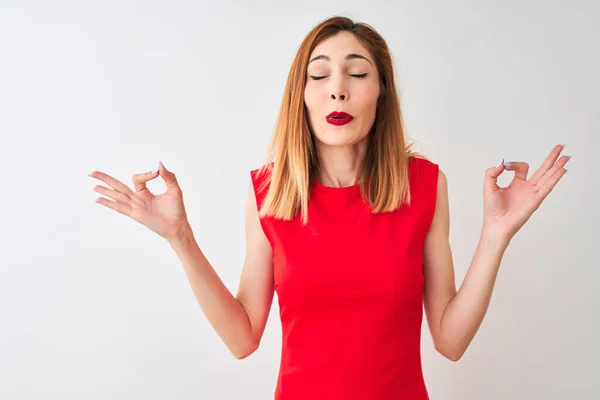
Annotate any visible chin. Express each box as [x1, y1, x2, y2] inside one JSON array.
[[314, 128, 367, 147]]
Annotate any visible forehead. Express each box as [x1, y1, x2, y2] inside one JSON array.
[[309, 31, 372, 60]]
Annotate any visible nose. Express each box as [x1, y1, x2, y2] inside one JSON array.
[[330, 77, 348, 101], [331, 91, 347, 101]]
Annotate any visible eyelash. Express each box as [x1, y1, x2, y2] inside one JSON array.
[[309, 73, 368, 81]]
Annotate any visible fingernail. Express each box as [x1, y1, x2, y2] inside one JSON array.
[[151, 168, 158, 174], [495, 158, 505, 168], [159, 161, 165, 169], [503, 160, 512, 167], [562, 143, 567, 150]]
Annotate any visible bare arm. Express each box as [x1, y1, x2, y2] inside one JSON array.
[[423, 169, 508, 361], [169, 179, 274, 359]]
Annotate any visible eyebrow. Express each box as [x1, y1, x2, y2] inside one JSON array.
[[308, 53, 373, 66]]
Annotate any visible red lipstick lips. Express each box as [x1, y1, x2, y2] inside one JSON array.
[[326, 111, 354, 126]]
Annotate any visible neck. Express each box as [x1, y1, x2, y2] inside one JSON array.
[[315, 139, 367, 187]]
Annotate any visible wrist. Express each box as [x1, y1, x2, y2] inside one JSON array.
[[168, 222, 196, 249], [480, 223, 511, 251]]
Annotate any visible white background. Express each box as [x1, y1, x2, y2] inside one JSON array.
[[1, 0, 598, 399]]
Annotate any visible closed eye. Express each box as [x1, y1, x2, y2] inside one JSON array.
[[309, 73, 368, 80]]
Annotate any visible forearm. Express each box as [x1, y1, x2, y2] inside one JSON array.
[[169, 224, 255, 359], [437, 228, 510, 359]]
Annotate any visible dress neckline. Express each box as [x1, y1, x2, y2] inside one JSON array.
[[312, 179, 362, 196]]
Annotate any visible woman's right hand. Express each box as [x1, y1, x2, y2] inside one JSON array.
[[89, 161, 190, 242]]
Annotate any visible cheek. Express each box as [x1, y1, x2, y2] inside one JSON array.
[[304, 86, 324, 121], [303, 86, 312, 109], [356, 84, 380, 115]]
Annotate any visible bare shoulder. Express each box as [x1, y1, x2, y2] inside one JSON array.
[[244, 174, 271, 247], [437, 168, 448, 196], [431, 167, 449, 231]]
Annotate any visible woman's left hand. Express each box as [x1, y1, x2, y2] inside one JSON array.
[[483, 144, 570, 241]]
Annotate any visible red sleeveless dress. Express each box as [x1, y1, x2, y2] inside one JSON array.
[[250, 156, 439, 400]]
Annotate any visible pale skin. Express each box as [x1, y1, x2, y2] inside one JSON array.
[[89, 31, 570, 361]]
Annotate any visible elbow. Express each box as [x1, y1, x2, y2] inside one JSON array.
[[231, 339, 259, 360], [434, 341, 464, 362], [443, 350, 464, 362], [232, 347, 255, 360]]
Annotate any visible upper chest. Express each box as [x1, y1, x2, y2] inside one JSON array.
[[267, 196, 428, 308]]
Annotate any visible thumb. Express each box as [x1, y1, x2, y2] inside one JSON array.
[[485, 159, 506, 193], [158, 161, 181, 192]]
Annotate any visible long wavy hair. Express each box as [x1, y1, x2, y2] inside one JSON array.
[[257, 16, 424, 224]]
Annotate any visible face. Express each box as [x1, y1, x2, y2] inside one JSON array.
[[304, 31, 380, 148]]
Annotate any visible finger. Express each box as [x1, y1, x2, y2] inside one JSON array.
[[485, 159, 506, 192], [133, 168, 159, 192], [88, 171, 133, 196], [530, 144, 566, 185], [93, 185, 130, 203], [158, 161, 181, 193], [95, 197, 132, 216], [535, 167, 567, 200], [503, 161, 529, 181], [535, 155, 570, 190]]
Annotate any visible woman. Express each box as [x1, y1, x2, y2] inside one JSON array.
[[89, 16, 569, 400]]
